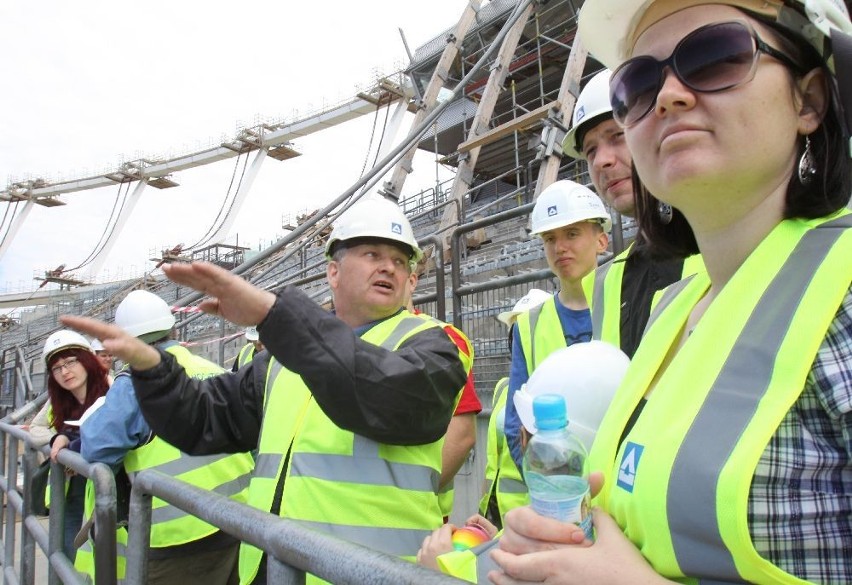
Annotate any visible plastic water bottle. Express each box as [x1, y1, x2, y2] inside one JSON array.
[[522, 393, 594, 540]]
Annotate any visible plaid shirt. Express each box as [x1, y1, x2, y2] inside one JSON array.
[[749, 288, 852, 583]]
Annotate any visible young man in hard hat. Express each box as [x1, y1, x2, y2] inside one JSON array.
[[63, 290, 254, 585], [231, 326, 264, 371], [62, 195, 471, 584], [503, 179, 610, 474], [565, 69, 702, 359]]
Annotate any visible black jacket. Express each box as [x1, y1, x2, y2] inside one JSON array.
[[131, 285, 467, 454]]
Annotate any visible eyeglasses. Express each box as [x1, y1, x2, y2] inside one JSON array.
[[50, 357, 81, 376], [610, 21, 803, 128]]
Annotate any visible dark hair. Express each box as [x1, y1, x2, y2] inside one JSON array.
[[635, 15, 852, 259], [47, 348, 109, 432]]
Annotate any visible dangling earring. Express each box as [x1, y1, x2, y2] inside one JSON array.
[[658, 201, 673, 225], [798, 135, 817, 186]]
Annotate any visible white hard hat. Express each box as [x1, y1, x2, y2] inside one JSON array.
[[497, 289, 552, 326], [43, 330, 93, 365], [513, 340, 630, 451], [562, 69, 614, 160], [90, 338, 105, 352], [66, 396, 106, 427], [578, 0, 852, 72], [530, 180, 612, 235], [115, 290, 176, 342], [324, 196, 422, 265], [245, 326, 259, 341]]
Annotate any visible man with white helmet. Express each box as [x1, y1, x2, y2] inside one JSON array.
[[62, 195, 471, 584], [68, 289, 254, 585], [231, 326, 263, 372], [565, 68, 703, 359], [503, 179, 610, 474]]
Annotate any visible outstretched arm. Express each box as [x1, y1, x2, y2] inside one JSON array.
[[160, 261, 275, 326]]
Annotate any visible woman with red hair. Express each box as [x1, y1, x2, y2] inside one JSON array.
[[33, 330, 109, 561]]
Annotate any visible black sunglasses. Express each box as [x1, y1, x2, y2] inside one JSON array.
[[610, 20, 803, 127]]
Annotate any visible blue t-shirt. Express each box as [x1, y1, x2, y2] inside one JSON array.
[[505, 296, 592, 471]]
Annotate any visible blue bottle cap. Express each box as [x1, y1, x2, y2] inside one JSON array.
[[532, 394, 567, 431]]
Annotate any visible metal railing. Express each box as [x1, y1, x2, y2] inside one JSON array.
[[0, 401, 118, 585], [125, 470, 463, 585], [0, 392, 465, 585]]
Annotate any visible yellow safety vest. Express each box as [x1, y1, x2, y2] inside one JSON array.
[[239, 312, 471, 585], [437, 537, 501, 584], [515, 297, 565, 375], [236, 343, 255, 369], [478, 378, 527, 523], [589, 213, 851, 584], [583, 244, 704, 349], [75, 344, 254, 582]]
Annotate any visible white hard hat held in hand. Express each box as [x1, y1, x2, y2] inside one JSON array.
[[514, 340, 630, 451]]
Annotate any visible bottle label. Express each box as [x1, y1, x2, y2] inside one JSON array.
[[527, 474, 594, 540]]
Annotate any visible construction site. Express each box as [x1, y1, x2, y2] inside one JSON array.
[[0, 0, 625, 582]]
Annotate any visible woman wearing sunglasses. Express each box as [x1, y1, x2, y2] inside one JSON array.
[[490, 1, 852, 584], [33, 330, 110, 561]]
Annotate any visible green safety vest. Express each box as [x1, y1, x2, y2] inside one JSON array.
[[75, 344, 254, 583], [582, 244, 704, 349], [515, 296, 566, 376], [437, 537, 501, 584], [589, 212, 851, 584], [478, 378, 527, 523], [237, 343, 255, 369], [239, 312, 471, 585]]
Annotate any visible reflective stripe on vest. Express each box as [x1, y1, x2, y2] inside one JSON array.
[[590, 213, 852, 584], [479, 378, 529, 520], [240, 311, 466, 584], [516, 297, 565, 373], [589, 247, 627, 346], [237, 343, 255, 369], [590, 244, 704, 348], [480, 378, 507, 516], [75, 531, 128, 584]]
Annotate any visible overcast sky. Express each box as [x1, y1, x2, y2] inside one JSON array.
[[0, 1, 469, 303]]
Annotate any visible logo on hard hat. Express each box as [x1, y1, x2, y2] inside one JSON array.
[[547, 205, 558, 217], [575, 105, 586, 123], [391, 222, 402, 235]]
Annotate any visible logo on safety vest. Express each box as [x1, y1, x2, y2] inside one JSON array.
[[391, 222, 402, 235], [547, 205, 557, 217], [617, 442, 643, 493]]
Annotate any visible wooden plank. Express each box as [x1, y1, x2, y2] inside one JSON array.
[[456, 100, 559, 153]]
